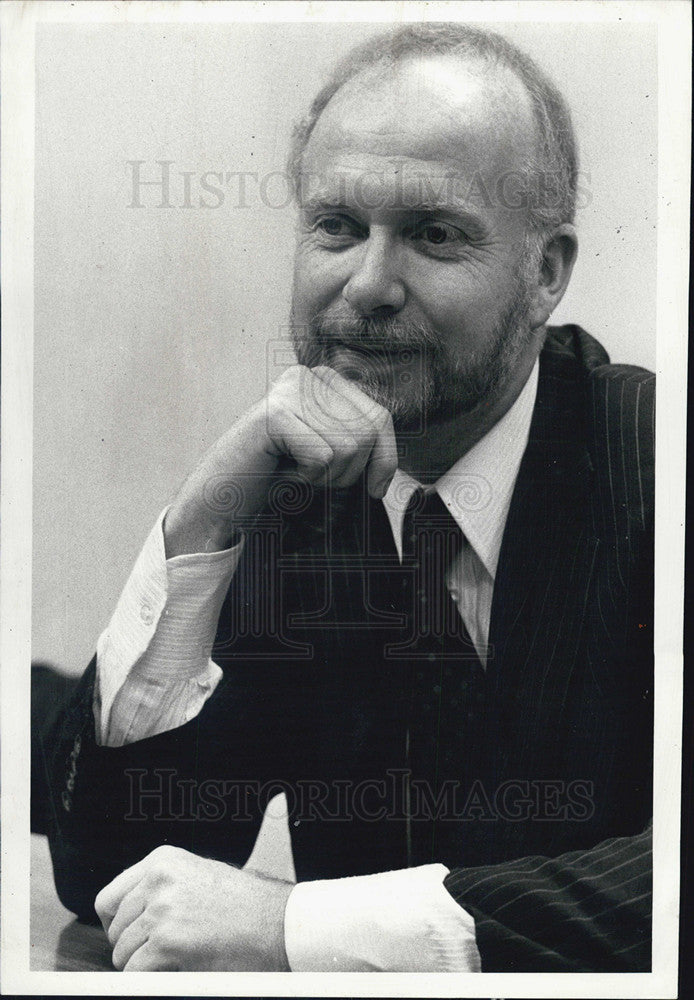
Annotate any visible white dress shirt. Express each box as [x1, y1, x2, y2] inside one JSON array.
[[94, 359, 538, 972]]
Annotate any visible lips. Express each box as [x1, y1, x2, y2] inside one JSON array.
[[325, 340, 416, 363]]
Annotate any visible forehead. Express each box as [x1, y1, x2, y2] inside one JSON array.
[[301, 55, 538, 215]]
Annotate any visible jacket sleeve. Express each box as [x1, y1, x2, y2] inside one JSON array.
[[43, 511, 313, 921], [444, 822, 652, 971], [43, 655, 286, 920]]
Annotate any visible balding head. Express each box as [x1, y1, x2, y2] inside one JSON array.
[[304, 52, 541, 221], [288, 23, 578, 235]]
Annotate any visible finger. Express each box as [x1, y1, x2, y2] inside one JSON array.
[[329, 436, 373, 488], [95, 857, 149, 932], [107, 884, 147, 946], [111, 913, 150, 971], [124, 942, 179, 972], [366, 410, 398, 498], [272, 367, 382, 486], [309, 366, 390, 487], [317, 428, 370, 487], [276, 365, 361, 429], [311, 364, 381, 412], [303, 366, 378, 441], [310, 365, 387, 431], [267, 408, 334, 480], [271, 408, 361, 487]]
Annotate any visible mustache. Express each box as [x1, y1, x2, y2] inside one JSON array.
[[306, 306, 440, 354]]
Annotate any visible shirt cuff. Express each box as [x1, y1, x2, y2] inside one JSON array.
[[284, 864, 480, 972], [96, 507, 243, 745]]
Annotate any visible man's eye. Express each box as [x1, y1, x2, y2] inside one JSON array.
[[411, 222, 464, 246], [314, 216, 356, 237]]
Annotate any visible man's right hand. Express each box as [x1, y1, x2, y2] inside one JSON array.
[[164, 365, 398, 557]]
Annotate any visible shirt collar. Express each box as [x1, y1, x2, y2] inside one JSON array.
[[382, 359, 539, 577]]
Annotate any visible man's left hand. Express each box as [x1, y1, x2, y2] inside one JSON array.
[[94, 845, 294, 971]]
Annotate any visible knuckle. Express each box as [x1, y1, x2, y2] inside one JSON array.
[[280, 364, 303, 381], [147, 865, 170, 888], [270, 371, 300, 403], [266, 398, 290, 429], [151, 859, 169, 881], [371, 405, 392, 430], [336, 434, 359, 455], [151, 844, 178, 870], [311, 364, 332, 379], [154, 885, 178, 915], [302, 451, 332, 472], [265, 396, 283, 422], [151, 843, 175, 859], [309, 441, 334, 461], [357, 427, 378, 449]]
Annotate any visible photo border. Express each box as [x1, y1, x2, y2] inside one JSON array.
[[1, 1, 689, 996]]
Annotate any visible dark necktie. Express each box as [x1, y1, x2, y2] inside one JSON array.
[[397, 487, 486, 865], [394, 487, 478, 659]]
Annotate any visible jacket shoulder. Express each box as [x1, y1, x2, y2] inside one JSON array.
[[544, 323, 655, 440], [544, 325, 655, 531], [585, 363, 655, 469]]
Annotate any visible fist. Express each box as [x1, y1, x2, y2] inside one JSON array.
[[165, 364, 398, 556], [95, 845, 293, 971], [261, 364, 397, 498]]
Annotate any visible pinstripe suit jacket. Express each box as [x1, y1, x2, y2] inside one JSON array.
[[45, 324, 654, 971]]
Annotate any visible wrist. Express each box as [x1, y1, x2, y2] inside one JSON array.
[[273, 880, 294, 972], [284, 865, 480, 972], [163, 501, 238, 557], [250, 873, 294, 971], [164, 411, 279, 559]]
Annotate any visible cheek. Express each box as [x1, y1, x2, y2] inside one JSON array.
[[292, 248, 351, 317], [412, 284, 492, 355], [408, 259, 515, 352]]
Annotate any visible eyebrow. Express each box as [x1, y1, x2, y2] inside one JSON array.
[[299, 195, 489, 238]]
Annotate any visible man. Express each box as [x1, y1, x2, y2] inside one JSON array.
[[45, 23, 654, 973]]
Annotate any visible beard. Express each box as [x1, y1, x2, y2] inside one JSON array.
[[290, 251, 539, 431]]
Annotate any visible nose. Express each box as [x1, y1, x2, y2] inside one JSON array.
[[342, 229, 405, 316]]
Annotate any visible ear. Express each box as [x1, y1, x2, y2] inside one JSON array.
[[528, 224, 578, 330]]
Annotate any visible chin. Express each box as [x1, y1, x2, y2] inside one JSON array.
[[356, 377, 435, 426]]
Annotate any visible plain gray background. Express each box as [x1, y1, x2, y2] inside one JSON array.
[[33, 21, 657, 675]]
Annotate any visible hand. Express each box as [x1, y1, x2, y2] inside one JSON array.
[[164, 364, 397, 556], [94, 845, 294, 971]]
